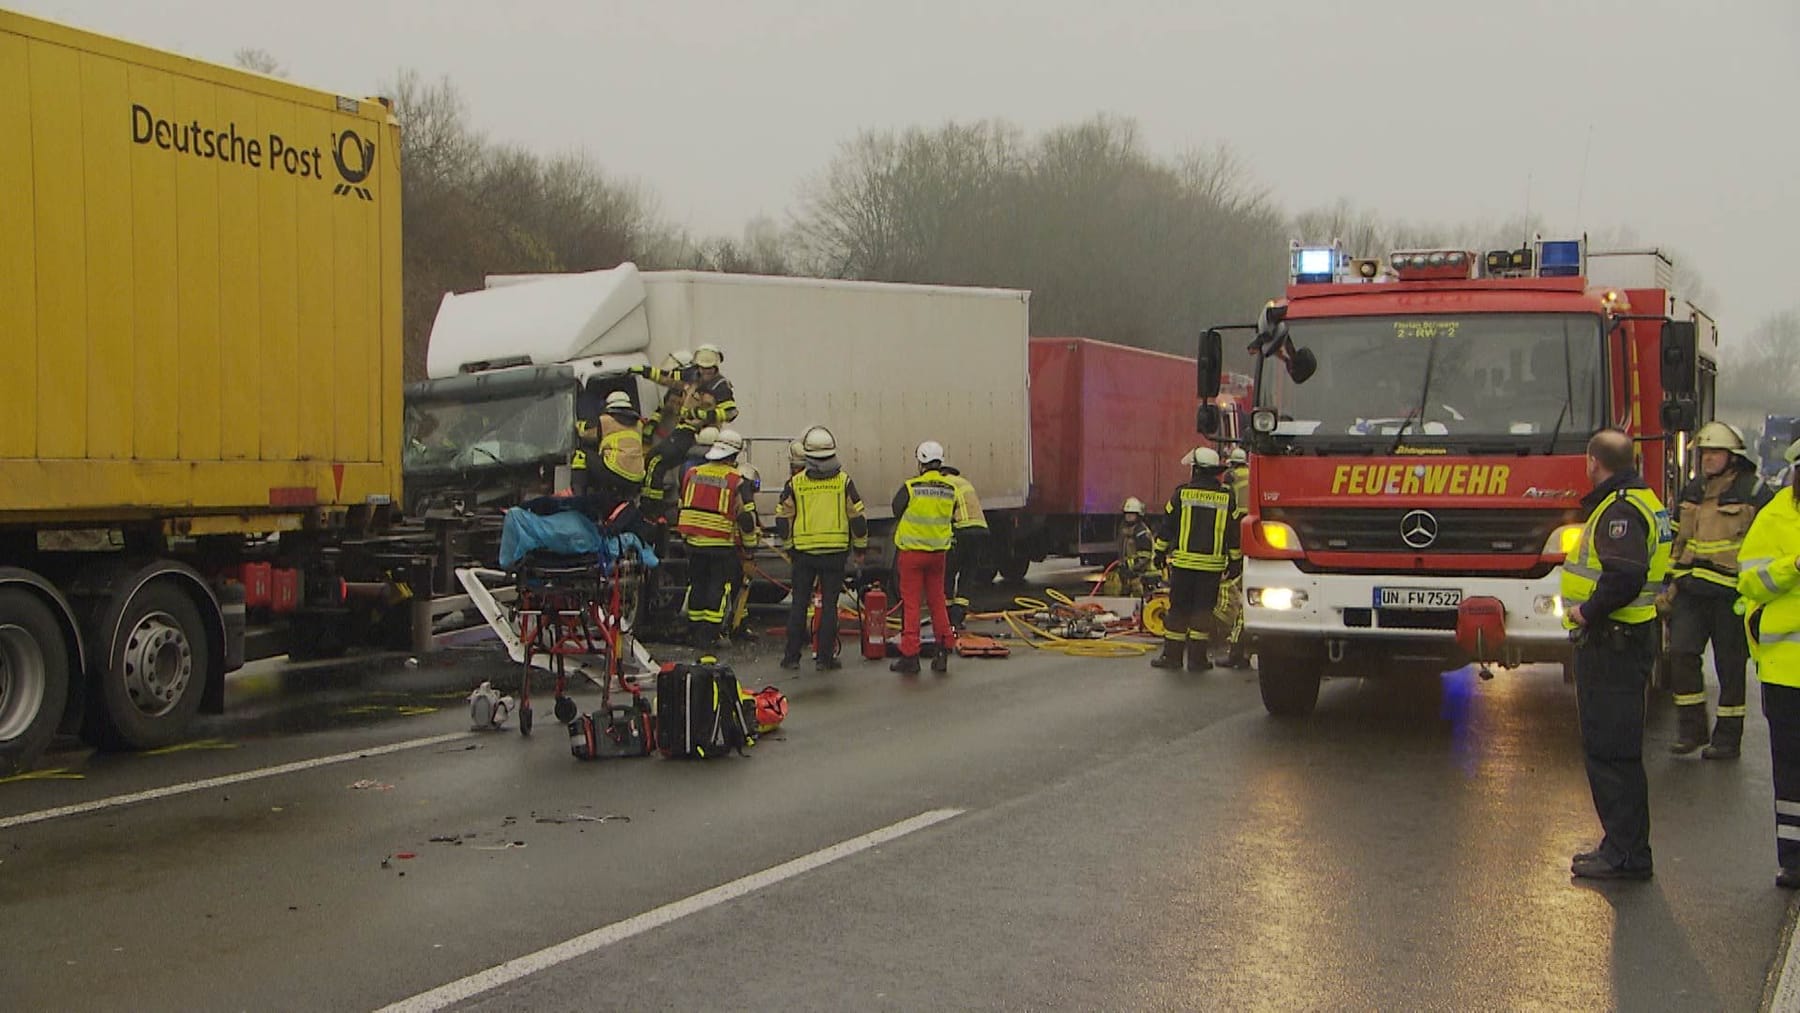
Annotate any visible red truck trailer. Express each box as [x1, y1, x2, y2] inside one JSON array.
[[990, 337, 1229, 580]]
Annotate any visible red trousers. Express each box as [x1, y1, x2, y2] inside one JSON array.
[[897, 550, 954, 658]]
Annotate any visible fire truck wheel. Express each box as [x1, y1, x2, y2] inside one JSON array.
[[1257, 644, 1321, 717], [86, 582, 209, 751], [0, 589, 71, 776]]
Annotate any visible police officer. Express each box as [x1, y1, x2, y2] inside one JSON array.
[[1737, 437, 1800, 889], [890, 441, 959, 674], [939, 457, 989, 631], [675, 429, 757, 649], [1150, 447, 1240, 672], [1562, 429, 1672, 881], [775, 426, 870, 672], [1664, 421, 1771, 758]]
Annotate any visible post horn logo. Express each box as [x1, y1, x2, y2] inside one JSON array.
[[332, 130, 375, 200]]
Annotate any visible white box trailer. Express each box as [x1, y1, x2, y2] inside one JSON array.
[[636, 271, 1031, 519]]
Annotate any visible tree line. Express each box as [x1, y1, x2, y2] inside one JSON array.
[[235, 54, 1796, 404]]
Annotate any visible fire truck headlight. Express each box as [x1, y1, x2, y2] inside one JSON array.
[[1543, 524, 1583, 558], [1250, 587, 1306, 610], [1251, 408, 1277, 434]]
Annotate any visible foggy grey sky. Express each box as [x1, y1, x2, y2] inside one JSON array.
[[15, 0, 1799, 337]]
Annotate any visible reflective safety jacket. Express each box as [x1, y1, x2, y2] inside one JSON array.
[[941, 468, 989, 531], [1119, 519, 1156, 574], [892, 470, 958, 552], [776, 466, 870, 554], [677, 461, 757, 549], [1670, 467, 1770, 593], [1155, 473, 1239, 573], [682, 376, 739, 428], [598, 413, 646, 484], [1561, 479, 1672, 627], [1228, 465, 1250, 520], [1738, 486, 1800, 689]]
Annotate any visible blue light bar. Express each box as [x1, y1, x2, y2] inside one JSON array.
[[1537, 239, 1584, 278], [1291, 246, 1338, 284]]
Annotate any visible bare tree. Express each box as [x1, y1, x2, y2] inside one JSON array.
[[232, 47, 286, 77]]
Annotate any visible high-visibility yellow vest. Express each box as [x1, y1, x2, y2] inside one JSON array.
[[1560, 485, 1672, 627], [1739, 487, 1800, 688], [599, 416, 646, 484], [789, 471, 857, 553], [895, 472, 956, 552]]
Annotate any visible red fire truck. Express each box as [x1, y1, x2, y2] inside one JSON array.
[[1196, 240, 1716, 715]]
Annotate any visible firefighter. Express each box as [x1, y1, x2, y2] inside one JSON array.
[[1563, 429, 1671, 881], [776, 426, 870, 671], [1221, 446, 1251, 669], [1115, 497, 1157, 598], [593, 391, 646, 500], [725, 461, 765, 642], [890, 441, 958, 675], [683, 345, 738, 429], [675, 429, 757, 649], [1150, 447, 1240, 672], [633, 350, 696, 445], [1663, 421, 1772, 758], [788, 439, 808, 478], [1736, 437, 1800, 889], [939, 457, 989, 630]]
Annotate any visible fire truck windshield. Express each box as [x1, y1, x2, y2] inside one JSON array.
[[1257, 313, 1605, 453]]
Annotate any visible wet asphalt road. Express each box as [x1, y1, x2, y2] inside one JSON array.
[[1, 564, 1795, 1012]]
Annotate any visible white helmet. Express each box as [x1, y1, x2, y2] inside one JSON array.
[[1122, 497, 1145, 514], [1227, 447, 1247, 466], [694, 425, 720, 448], [788, 440, 807, 468], [736, 463, 761, 490], [802, 425, 838, 459], [603, 390, 635, 414], [916, 440, 945, 466], [661, 349, 694, 371], [694, 344, 723, 369], [706, 428, 745, 460], [1184, 446, 1222, 469]]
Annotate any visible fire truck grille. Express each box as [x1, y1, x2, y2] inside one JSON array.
[[1271, 508, 1572, 555]]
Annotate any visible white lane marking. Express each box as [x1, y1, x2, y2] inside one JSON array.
[[1775, 900, 1800, 1013], [0, 731, 474, 830], [377, 807, 967, 1013]]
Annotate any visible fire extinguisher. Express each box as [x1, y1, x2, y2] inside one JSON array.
[[860, 580, 889, 661]]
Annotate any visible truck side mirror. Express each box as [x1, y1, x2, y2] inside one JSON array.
[[1661, 320, 1697, 397], [1285, 346, 1317, 385], [1197, 328, 1223, 400], [1197, 404, 1221, 436]]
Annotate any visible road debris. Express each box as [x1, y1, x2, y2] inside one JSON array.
[[348, 779, 394, 791], [534, 813, 631, 825]]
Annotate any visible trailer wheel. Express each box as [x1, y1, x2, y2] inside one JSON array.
[[87, 583, 210, 751], [0, 590, 71, 775], [1257, 643, 1321, 717]]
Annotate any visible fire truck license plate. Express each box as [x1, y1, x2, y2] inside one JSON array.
[[1375, 587, 1463, 609]]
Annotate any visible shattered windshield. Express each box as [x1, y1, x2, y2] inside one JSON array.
[[404, 389, 576, 474], [1257, 313, 1605, 451]]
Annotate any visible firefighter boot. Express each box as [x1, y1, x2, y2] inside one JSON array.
[[889, 654, 921, 675], [1670, 704, 1710, 756], [1150, 638, 1186, 670], [930, 644, 950, 674], [1702, 717, 1743, 760], [1186, 637, 1213, 673]]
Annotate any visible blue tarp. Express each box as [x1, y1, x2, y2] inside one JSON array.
[[498, 507, 661, 571]]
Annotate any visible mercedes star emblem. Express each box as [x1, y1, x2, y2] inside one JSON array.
[[1400, 509, 1439, 549]]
